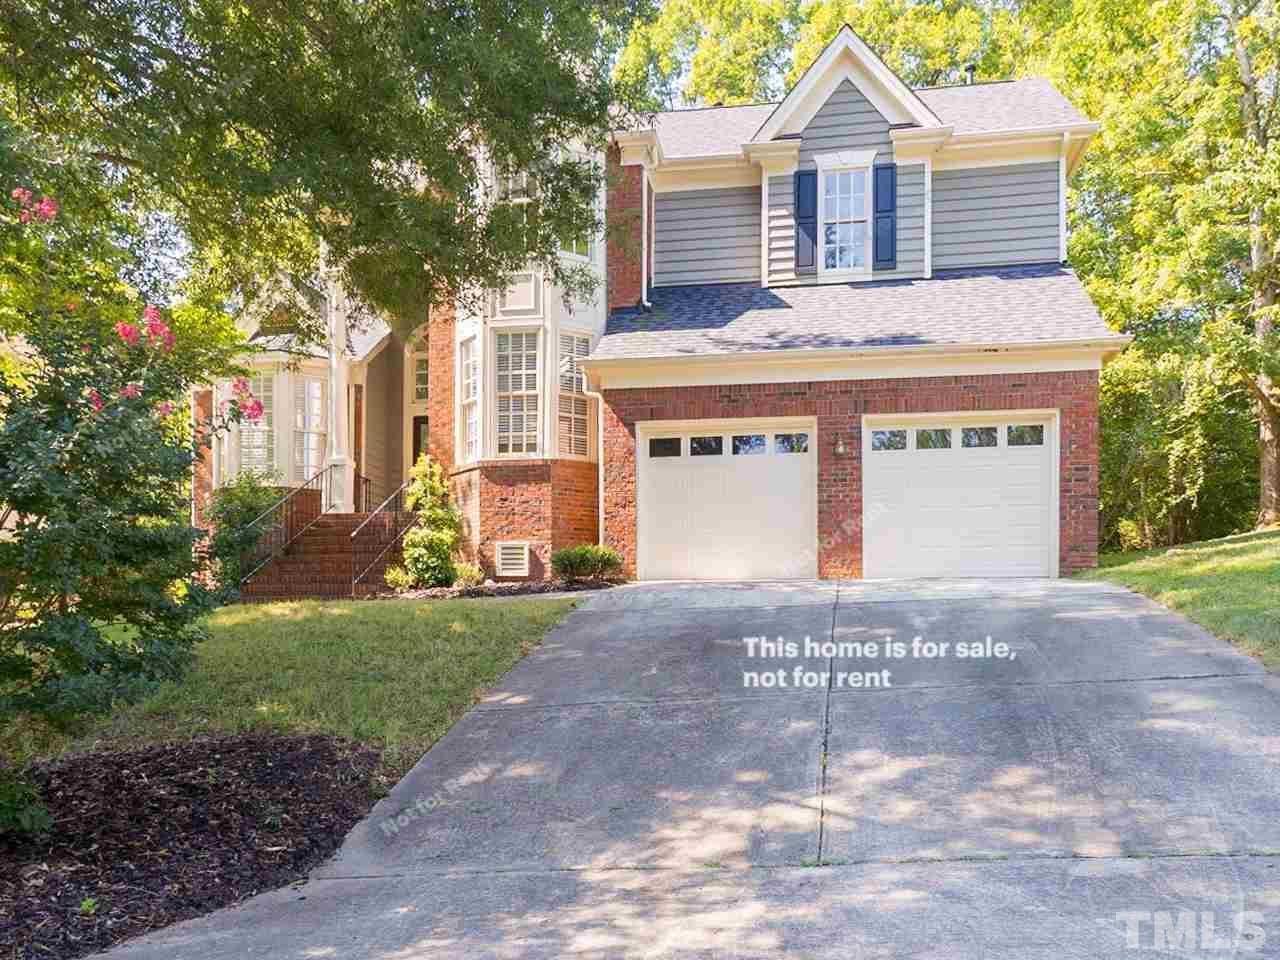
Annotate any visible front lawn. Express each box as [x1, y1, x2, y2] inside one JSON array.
[[1078, 527, 1280, 668], [1, 597, 576, 960], [6, 597, 576, 777]]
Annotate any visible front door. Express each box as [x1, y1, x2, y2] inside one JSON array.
[[412, 416, 429, 466]]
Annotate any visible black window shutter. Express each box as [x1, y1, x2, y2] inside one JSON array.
[[873, 163, 897, 271], [794, 169, 817, 275]]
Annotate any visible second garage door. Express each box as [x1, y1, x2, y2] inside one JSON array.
[[862, 414, 1058, 578], [637, 419, 818, 580]]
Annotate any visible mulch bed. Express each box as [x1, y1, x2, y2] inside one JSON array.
[[383, 577, 622, 601], [1, 733, 380, 960]]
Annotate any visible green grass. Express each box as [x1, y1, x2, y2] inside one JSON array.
[[4, 597, 577, 778], [1078, 527, 1280, 668]]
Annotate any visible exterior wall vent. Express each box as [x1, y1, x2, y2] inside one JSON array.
[[495, 541, 531, 578]]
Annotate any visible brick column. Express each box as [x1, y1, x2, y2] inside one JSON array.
[[607, 147, 644, 312], [427, 301, 455, 471]]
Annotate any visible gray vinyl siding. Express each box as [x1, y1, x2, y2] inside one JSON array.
[[873, 162, 925, 280], [767, 174, 795, 285], [931, 162, 1061, 270], [798, 79, 893, 169], [653, 186, 761, 286]]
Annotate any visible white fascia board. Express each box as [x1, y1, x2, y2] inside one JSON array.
[[583, 336, 1133, 389], [753, 26, 941, 143]]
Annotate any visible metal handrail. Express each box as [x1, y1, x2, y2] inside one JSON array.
[[239, 465, 337, 584], [355, 472, 372, 514], [350, 479, 416, 590]]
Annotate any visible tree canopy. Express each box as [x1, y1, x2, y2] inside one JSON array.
[[0, 0, 651, 339]]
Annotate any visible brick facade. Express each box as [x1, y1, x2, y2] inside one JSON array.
[[607, 150, 644, 311], [426, 300, 456, 471], [452, 459, 600, 579], [601, 370, 1101, 579], [191, 388, 214, 528]]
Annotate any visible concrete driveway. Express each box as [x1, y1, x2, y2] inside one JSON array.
[[108, 580, 1280, 958]]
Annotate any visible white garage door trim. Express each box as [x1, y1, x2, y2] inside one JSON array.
[[636, 416, 818, 581], [862, 409, 1061, 578]]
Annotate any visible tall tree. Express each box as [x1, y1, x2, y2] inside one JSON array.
[[614, 0, 804, 109], [1036, 0, 1280, 526], [0, 0, 649, 340]]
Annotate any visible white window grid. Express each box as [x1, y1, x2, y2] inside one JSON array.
[[821, 167, 870, 273], [557, 333, 590, 458], [293, 376, 327, 482], [495, 331, 539, 455], [412, 355, 429, 403], [238, 373, 275, 474], [460, 337, 479, 462]]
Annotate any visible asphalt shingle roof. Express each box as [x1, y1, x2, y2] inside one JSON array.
[[650, 78, 1089, 159], [915, 79, 1089, 136], [593, 264, 1123, 362]]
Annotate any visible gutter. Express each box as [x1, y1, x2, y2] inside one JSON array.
[[583, 383, 607, 546], [581, 334, 1134, 373]]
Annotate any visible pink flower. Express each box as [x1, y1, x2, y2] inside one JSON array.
[[146, 319, 175, 351], [10, 187, 31, 205], [155, 400, 175, 417], [81, 343, 92, 354], [87, 388, 104, 412], [231, 377, 251, 397], [18, 209, 31, 224], [120, 383, 142, 399], [65, 299, 79, 312], [239, 397, 264, 422], [114, 321, 141, 346], [218, 398, 231, 416], [33, 196, 58, 221], [142, 304, 162, 325]]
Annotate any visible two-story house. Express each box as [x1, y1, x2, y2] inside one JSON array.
[[194, 26, 1128, 596]]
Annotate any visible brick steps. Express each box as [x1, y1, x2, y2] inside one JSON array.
[[239, 511, 405, 602]]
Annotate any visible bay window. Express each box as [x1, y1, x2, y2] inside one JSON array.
[[460, 337, 479, 462], [495, 331, 539, 455], [238, 373, 275, 474], [293, 376, 327, 481], [557, 333, 590, 458]]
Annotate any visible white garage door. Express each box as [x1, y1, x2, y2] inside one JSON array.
[[863, 415, 1057, 578], [638, 420, 817, 580]]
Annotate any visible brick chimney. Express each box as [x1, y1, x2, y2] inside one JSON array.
[[606, 144, 645, 311]]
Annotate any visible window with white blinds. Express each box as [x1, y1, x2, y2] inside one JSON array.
[[558, 333, 590, 458], [460, 337, 478, 462], [238, 373, 275, 474], [293, 376, 327, 482], [495, 332, 539, 455]]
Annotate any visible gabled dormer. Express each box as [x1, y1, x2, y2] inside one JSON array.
[[615, 25, 1100, 293]]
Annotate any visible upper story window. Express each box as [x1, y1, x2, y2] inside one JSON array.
[[557, 333, 590, 458], [460, 337, 479, 462], [239, 373, 275, 474], [495, 331, 539, 455], [412, 354, 429, 404], [559, 230, 591, 260], [821, 167, 869, 272]]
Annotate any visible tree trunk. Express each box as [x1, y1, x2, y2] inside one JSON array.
[[1261, 370, 1280, 527]]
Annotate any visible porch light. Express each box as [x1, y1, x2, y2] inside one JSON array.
[[834, 436, 849, 457]]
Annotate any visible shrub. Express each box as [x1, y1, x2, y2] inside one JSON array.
[[206, 469, 280, 592], [551, 544, 624, 580], [383, 565, 414, 592], [0, 767, 52, 838], [454, 562, 485, 588], [395, 457, 462, 588]]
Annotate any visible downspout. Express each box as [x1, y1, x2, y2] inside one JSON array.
[[584, 380, 606, 546], [640, 169, 652, 308]]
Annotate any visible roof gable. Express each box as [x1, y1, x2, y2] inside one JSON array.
[[753, 26, 941, 143]]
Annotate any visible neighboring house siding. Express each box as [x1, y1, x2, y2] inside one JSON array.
[[875, 162, 925, 280], [932, 162, 1061, 270], [798, 79, 893, 169], [364, 345, 394, 502], [766, 174, 795, 285], [654, 186, 762, 286]]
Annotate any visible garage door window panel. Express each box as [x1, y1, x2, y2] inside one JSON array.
[[733, 435, 766, 455], [690, 436, 723, 456], [649, 437, 682, 458], [961, 426, 998, 448], [1008, 424, 1045, 447], [775, 433, 809, 453], [915, 428, 952, 450], [872, 429, 907, 451]]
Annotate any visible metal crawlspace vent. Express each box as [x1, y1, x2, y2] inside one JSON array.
[[495, 541, 530, 577]]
